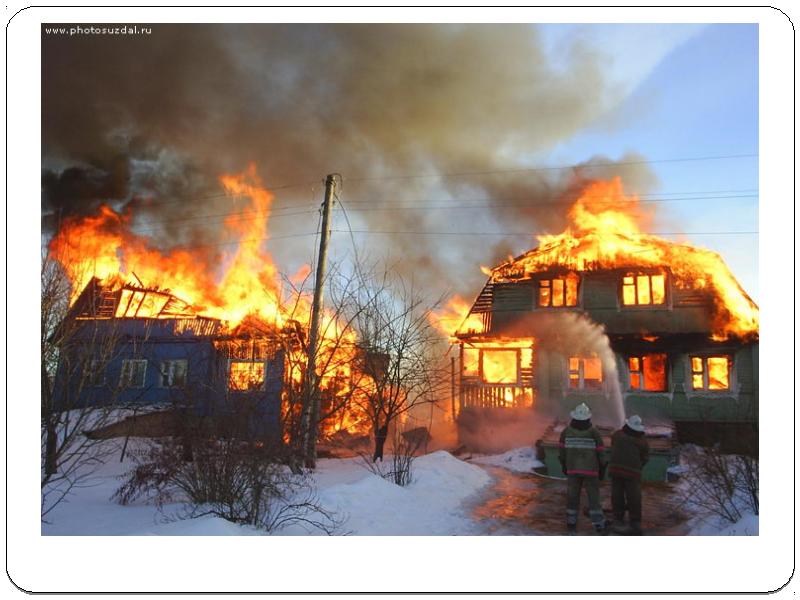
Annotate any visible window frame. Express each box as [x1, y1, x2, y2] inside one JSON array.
[[536, 273, 580, 308], [228, 359, 267, 392], [567, 355, 604, 391], [119, 359, 148, 389], [627, 353, 668, 392], [689, 355, 733, 391], [461, 346, 480, 378], [620, 271, 668, 307], [159, 359, 188, 389], [82, 359, 106, 387], [480, 348, 520, 385]]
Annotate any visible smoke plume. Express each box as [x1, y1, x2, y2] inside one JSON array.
[[42, 24, 658, 297]]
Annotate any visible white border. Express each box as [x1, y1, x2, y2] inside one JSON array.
[[6, 4, 795, 594]]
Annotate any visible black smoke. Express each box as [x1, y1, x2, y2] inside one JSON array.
[[42, 24, 659, 295]]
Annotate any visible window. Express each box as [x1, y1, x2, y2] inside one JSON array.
[[229, 361, 266, 391], [568, 356, 603, 390], [481, 350, 518, 384], [622, 272, 666, 306], [159, 359, 188, 388], [690, 356, 731, 390], [462, 347, 479, 377], [538, 273, 579, 307], [82, 359, 105, 387], [628, 354, 667, 391], [119, 359, 147, 388]]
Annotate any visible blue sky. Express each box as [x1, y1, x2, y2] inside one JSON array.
[[537, 23, 758, 301]]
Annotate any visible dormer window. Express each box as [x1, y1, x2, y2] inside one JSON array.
[[622, 272, 666, 306], [538, 273, 579, 307]]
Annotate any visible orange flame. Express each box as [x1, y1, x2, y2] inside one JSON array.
[[429, 295, 485, 339], [48, 164, 371, 435], [432, 177, 758, 341]]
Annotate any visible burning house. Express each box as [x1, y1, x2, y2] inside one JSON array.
[[46, 167, 372, 443], [51, 277, 287, 439], [446, 179, 758, 469]]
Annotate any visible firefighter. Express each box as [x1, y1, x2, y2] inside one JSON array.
[[609, 415, 650, 535], [559, 402, 607, 534]]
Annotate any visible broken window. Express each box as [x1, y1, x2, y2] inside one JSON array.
[[538, 273, 579, 307], [119, 359, 147, 388], [229, 360, 266, 391], [622, 272, 666, 306], [568, 356, 603, 390], [482, 350, 518, 384], [462, 347, 479, 377], [690, 356, 731, 391], [628, 354, 667, 391], [82, 359, 105, 387], [159, 359, 188, 388], [520, 347, 534, 371]]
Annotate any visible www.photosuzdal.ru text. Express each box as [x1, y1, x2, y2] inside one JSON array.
[[43, 25, 152, 36]]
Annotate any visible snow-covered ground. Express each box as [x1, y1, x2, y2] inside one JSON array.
[[468, 446, 544, 473], [42, 442, 492, 536], [42, 440, 756, 536]]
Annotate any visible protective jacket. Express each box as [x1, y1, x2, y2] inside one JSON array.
[[558, 420, 605, 477], [608, 425, 650, 480]]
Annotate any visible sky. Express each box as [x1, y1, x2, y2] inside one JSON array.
[[536, 23, 759, 299], [41, 23, 759, 304]]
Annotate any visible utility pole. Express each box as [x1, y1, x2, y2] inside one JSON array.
[[301, 174, 337, 468], [450, 355, 457, 423]]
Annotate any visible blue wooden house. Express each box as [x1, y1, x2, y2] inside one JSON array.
[[52, 278, 286, 439]]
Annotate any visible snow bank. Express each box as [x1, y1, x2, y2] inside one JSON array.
[[281, 450, 492, 535], [43, 445, 491, 536], [688, 512, 759, 536], [469, 446, 544, 473]]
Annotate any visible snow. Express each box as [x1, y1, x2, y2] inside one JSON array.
[[468, 446, 544, 473], [42, 443, 491, 536], [42, 440, 756, 536], [688, 512, 759, 536]]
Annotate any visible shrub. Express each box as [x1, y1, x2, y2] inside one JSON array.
[[679, 444, 759, 524], [114, 436, 340, 534]]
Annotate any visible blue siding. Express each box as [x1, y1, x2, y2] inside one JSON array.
[[52, 318, 285, 439]]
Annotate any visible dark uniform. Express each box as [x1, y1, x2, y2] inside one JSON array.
[[559, 419, 607, 532], [609, 424, 650, 534]]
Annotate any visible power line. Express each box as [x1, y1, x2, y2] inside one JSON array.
[[112, 179, 323, 209], [343, 153, 758, 182], [121, 190, 758, 234], [330, 229, 759, 237], [336, 187, 759, 205], [332, 194, 758, 212], [113, 231, 320, 254], [127, 207, 319, 236]]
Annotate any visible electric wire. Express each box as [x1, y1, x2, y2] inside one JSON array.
[[342, 153, 758, 182], [330, 229, 758, 237], [122, 190, 758, 235]]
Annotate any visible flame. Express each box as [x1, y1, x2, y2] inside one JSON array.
[[48, 164, 372, 436], [487, 177, 757, 340], [49, 165, 282, 325], [429, 296, 485, 338]]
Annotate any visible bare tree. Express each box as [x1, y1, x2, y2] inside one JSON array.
[[277, 264, 379, 468], [41, 253, 128, 520], [345, 269, 448, 463]]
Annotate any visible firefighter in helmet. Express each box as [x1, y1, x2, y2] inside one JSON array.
[[559, 402, 608, 534], [609, 415, 650, 535]]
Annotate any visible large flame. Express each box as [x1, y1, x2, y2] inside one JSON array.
[[431, 177, 758, 340], [48, 164, 372, 435]]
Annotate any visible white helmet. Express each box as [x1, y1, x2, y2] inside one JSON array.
[[570, 403, 592, 421], [625, 415, 645, 432]]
